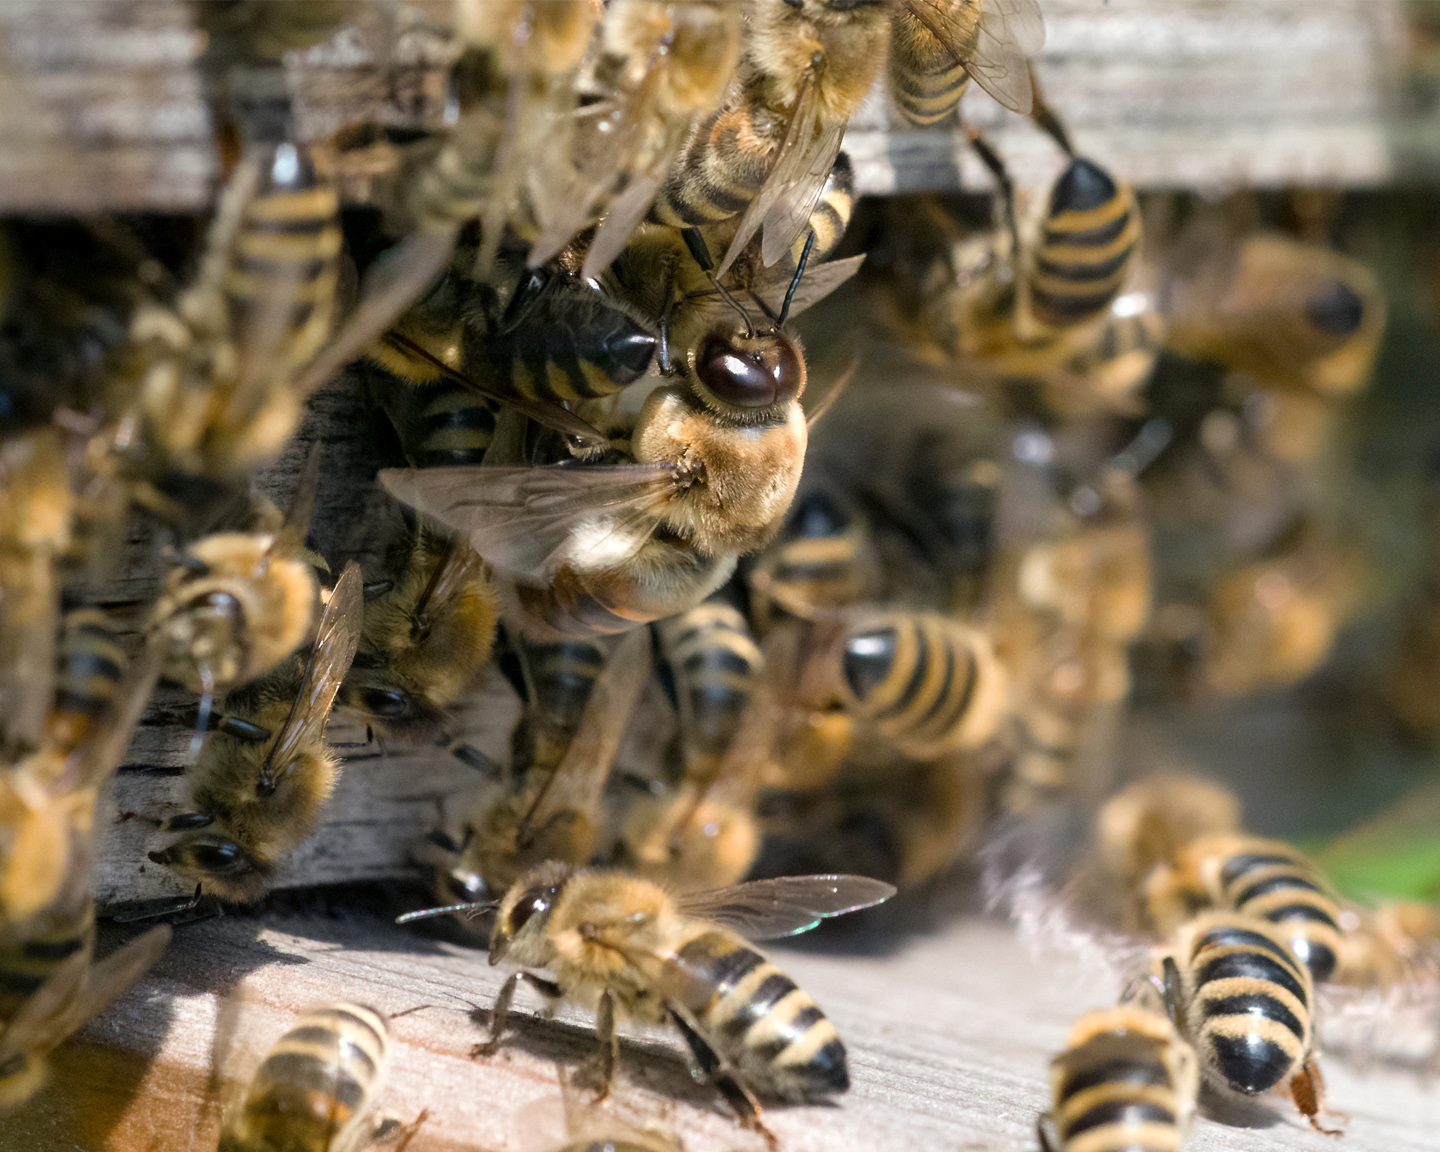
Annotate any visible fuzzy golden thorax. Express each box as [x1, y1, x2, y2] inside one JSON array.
[[151, 533, 318, 691], [746, 0, 891, 119], [632, 386, 806, 557]]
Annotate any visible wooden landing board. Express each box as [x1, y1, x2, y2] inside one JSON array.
[[6, 904, 1437, 1152]]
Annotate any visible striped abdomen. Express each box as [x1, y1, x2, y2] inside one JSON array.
[[782, 153, 856, 269], [1191, 835, 1343, 983], [225, 142, 342, 374], [657, 601, 763, 776], [836, 610, 1008, 758], [1030, 158, 1139, 328], [649, 89, 777, 228], [1178, 916, 1313, 1096], [221, 1003, 389, 1152], [670, 928, 847, 1100], [888, 4, 979, 126], [482, 273, 655, 405], [0, 901, 95, 1030], [1050, 1007, 1197, 1152], [516, 638, 606, 771], [752, 491, 869, 624], [49, 608, 125, 755]]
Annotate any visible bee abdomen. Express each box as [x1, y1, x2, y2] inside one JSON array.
[[679, 932, 848, 1099], [411, 387, 498, 468], [227, 1003, 389, 1152], [1031, 158, 1139, 328], [784, 154, 855, 268], [658, 602, 763, 759], [650, 100, 774, 228], [888, 14, 976, 127], [50, 608, 126, 753], [1216, 848, 1342, 983]]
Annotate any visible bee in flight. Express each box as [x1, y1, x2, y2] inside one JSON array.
[[397, 868, 895, 1138]]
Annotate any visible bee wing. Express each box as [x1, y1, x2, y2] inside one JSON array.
[[412, 538, 489, 624], [967, 0, 1045, 114], [73, 637, 163, 793], [675, 874, 896, 939], [260, 562, 363, 780], [53, 925, 171, 1040], [519, 625, 653, 835], [686, 252, 864, 330], [378, 464, 677, 586], [715, 72, 842, 278], [271, 440, 322, 560], [581, 149, 676, 280]]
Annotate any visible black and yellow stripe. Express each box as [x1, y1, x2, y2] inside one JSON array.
[[513, 637, 607, 773], [783, 152, 855, 269], [49, 608, 126, 755], [836, 610, 1005, 758], [221, 1002, 390, 1152], [656, 601, 763, 778], [674, 929, 848, 1100], [1050, 1006, 1196, 1152], [1030, 158, 1139, 328], [1174, 915, 1313, 1096], [751, 491, 869, 625], [888, 4, 979, 126], [650, 89, 777, 229], [1182, 835, 1344, 983], [225, 142, 342, 373]]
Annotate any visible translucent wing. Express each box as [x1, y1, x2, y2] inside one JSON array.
[[686, 254, 865, 330], [258, 562, 362, 788], [519, 625, 653, 835], [716, 70, 840, 278], [967, 0, 1045, 114], [675, 874, 896, 939], [73, 637, 163, 794], [412, 538, 489, 624], [271, 440, 322, 560], [379, 331, 608, 451], [378, 464, 677, 585], [52, 926, 171, 1042], [581, 151, 675, 280]]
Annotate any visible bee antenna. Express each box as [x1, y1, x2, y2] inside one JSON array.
[[396, 900, 498, 924], [1028, 66, 1075, 157], [776, 230, 816, 329], [683, 226, 753, 336], [967, 131, 1020, 262]]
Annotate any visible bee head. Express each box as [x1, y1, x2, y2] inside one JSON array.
[[488, 860, 576, 966], [690, 324, 805, 420], [149, 834, 269, 903]]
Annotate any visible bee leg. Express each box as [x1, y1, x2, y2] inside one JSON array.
[[577, 987, 619, 1100], [667, 1007, 774, 1149], [1036, 1112, 1058, 1152], [472, 971, 563, 1058], [1290, 1058, 1345, 1136], [1158, 955, 1185, 1030]]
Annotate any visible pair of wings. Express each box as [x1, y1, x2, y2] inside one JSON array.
[[715, 0, 1043, 279]]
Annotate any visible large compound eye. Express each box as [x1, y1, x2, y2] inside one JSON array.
[[508, 883, 557, 933], [695, 332, 803, 409]]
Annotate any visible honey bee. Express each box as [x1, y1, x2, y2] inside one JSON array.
[[48, 608, 127, 757], [1144, 835, 1345, 984], [400, 867, 895, 1132], [219, 1001, 395, 1152], [148, 562, 363, 903], [147, 448, 324, 698], [1161, 230, 1386, 397], [747, 489, 879, 631], [888, 0, 1044, 127], [1155, 912, 1339, 1133], [1042, 1005, 1197, 1152], [339, 526, 498, 739]]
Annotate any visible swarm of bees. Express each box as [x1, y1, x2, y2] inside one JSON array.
[[2, 2, 1436, 1150]]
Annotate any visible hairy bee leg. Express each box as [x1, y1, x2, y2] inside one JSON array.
[[472, 971, 563, 1057], [667, 1007, 775, 1150], [578, 986, 619, 1100], [1291, 1058, 1344, 1136], [390, 1107, 431, 1152]]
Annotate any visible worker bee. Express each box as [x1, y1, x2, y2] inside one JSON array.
[[1161, 230, 1386, 397], [1154, 912, 1339, 1133], [888, 0, 1045, 127], [400, 867, 895, 1132], [339, 526, 498, 739], [1144, 834, 1345, 984], [747, 489, 879, 632], [1042, 1005, 1197, 1152], [219, 1001, 395, 1152], [147, 448, 325, 699], [148, 562, 363, 904], [48, 608, 127, 757]]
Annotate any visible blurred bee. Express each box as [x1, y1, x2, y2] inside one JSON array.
[[400, 867, 895, 1133], [888, 0, 1044, 127], [219, 1001, 397, 1152], [1145, 835, 1344, 984], [147, 449, 325, 699], [747, 489, 879, 632], [120, 138, 341, 502], [1042, 1005, 1197, 1152], [379, 233, 861, 641], [831, 608, 1010, 759], [48, 608, 128, 757], [148, 563, 363, 904], [1155, 912, 1339, 1133], [447, 626, 653, 897], [339, 527, 498, 739], [1161, 230, 1386, 398]]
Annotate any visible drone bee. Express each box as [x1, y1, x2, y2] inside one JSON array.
[[400, 867, 895, 1134], [339, 527, 498, 738], [148, 563, 362, 904], [1043, 1005, 1197, 1152]]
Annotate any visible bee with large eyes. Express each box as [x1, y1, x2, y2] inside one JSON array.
[[398, 867, 895, 1136], [377, 231, 861, 641], [148, 563, 362, 904], [339, 526, 498, 739]]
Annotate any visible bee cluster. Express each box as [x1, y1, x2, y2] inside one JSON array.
[[2, 2, 1436, 1151]]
